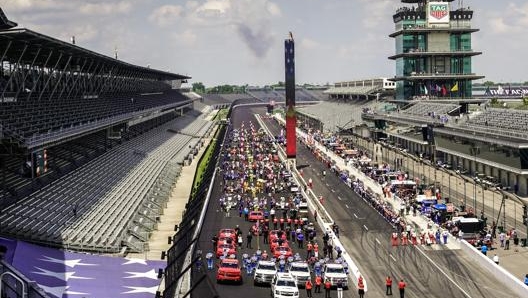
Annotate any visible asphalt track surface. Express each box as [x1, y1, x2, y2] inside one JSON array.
[[196, 106, 520, 298]]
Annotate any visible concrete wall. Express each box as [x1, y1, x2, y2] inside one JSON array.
[[459, 240, 528, 298]]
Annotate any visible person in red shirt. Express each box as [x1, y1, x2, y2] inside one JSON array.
[[398, 279, 406, 298], [307, 242, 313, 258], [386, 276, 393, 295], [358, 280, 365, 298], [314, 275, 322, 293], [305, 279, 313, 298], [324, 279, 332, 298]]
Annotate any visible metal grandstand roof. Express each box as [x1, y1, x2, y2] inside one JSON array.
[[0, 8, 17, 29], [0, 28, 189, 80]]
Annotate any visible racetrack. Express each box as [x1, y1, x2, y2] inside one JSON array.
[[192, 105, 520, 298]]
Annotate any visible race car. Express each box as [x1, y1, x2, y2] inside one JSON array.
[[216, 258, 242, 284], [218, 229, 237, 241], [216, 242, 237, 258], [268, 230, 286, 243], [248, 211, 264, 222], [272, 245, 293, 259], [270, 238, 289, 251]]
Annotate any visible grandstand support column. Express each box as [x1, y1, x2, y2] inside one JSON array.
[[75, 61, 101, 99], [14, 47, 41, 100], [98, 66, 120, 94], [115, 68, 136, 92], [59, 58, 90, 100], [26, 49, 53, 101], [0, 41, 12, 69], [48, 55, 72, 100], [38, 52, 64, 101], [1, 43, 27, 99]]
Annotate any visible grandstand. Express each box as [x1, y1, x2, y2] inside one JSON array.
[[0, 12, 219, 256], [273, 87, 322, 101], [325, 78, 395, 100], [296, 100, 382, 133], [245, 86, 327, 102], [246, 87, 285, 102]]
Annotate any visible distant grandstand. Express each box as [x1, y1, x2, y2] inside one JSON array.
[[246, 86, 328, 102], [324, 78, 396, 100], [0, 10, 218, 256]]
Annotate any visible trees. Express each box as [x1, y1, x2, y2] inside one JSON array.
[[192, 82, 205, 93]]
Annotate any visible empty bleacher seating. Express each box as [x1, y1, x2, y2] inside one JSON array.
[[0, 90, 190, 146], [0, 111, 215, 253], [462, 108, 528, 139]]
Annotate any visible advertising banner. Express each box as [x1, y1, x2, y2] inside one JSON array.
[[428, 2, 450, 24]]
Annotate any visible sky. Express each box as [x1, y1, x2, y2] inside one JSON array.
[[1, 0, 528, 87]]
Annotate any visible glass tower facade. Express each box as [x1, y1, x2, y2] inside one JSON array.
[[389, 0, 484, 100]]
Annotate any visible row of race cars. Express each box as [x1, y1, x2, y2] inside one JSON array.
[[207, 121, 350, 298]]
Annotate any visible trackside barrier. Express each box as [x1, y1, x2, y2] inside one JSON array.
[[258, 114, 368, 292], [459, 240, 528, 297]]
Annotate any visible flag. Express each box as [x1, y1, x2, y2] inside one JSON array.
[[436, 84, 441, 92], [451, 82, 459, 92], [424, 84, 428, 95], [441, 85, 447, 96], [0, 238, 165, 298]]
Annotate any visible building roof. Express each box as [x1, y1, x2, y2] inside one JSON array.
[[0, 8, 17, 29], [0, 28, 189, 81]]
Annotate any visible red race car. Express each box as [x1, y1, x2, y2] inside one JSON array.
[[248, 211, 264, 222], [268, 230, 286, 243], [216, 242, 237, 258], [218, 236, 235, 246], [270, 238, 289, 251], [272, 245, 293, 259], [216, 258, 242, 284], [218, 229, 237, 241]]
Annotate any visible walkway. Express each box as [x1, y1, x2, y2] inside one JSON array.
[[127, 110, 219, 260]]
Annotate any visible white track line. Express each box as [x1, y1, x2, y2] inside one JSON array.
[[415, 246, 473, 298]]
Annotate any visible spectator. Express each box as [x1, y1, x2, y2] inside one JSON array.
[[481, 243, 488, 255]]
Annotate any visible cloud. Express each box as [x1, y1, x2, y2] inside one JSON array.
[[487, 2, 528, 34], [357, 0, 396, 30], [299, 38, 320, 50], [149, 5, 184, 27], [79, 1, 132, 15], [2, 0, 61, 12], [60, 24, 99, 43], [172, 29, 198, 47]]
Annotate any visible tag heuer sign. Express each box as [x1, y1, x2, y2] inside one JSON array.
[[430, 4, 448, 19], [428, 2, 450, 24]]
